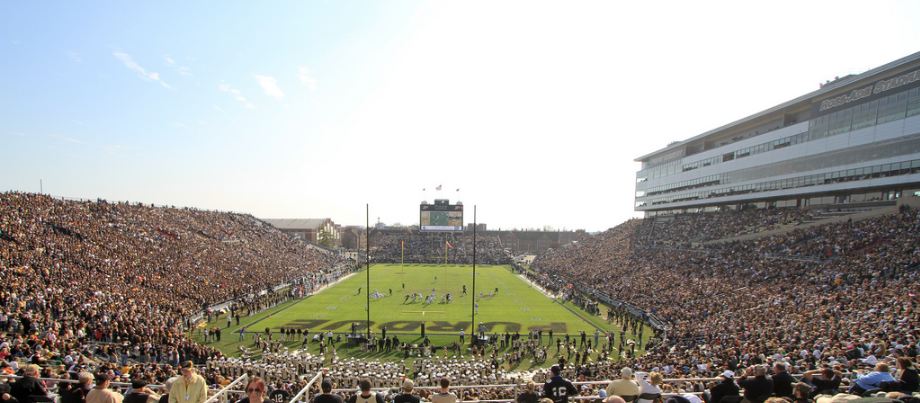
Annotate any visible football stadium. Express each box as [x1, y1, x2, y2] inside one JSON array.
[[2, 5, 920, 403]]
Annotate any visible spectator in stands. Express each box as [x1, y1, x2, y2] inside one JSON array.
[[517, 381, 540, 403], [790, 383, 811, 403], [169, 362, 207, 403], [237, 377, 266, 403], [347, 379, 383, 403], [849, 362, 895, 395], [770, 363, 794, 398], [393, 379, 419, 403], [802, 367, 841, 397], [10, 365, 48, 403], [0, 383, 19, 403], [158, 378, 177, 403], [86, 373, 123, 403], [62, 372, 95, 403], [635, 372, 661, 403], [124, 380, 160, 403], [605, 367, 639, 402], [738, 365, 773, 403], [430, 377, 457, 403], [880, 357, 918, 393], [706, 371, 739, 403], [543, 365, 577, 403]]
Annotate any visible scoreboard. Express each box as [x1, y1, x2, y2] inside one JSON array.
[[420, 200, 463, 232]]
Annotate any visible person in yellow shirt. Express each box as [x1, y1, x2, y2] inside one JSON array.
[[86, 373, 124, 403], [169, 362, 207, 403]]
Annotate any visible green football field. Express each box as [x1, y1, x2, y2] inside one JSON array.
[[196, 264, 650, 367]]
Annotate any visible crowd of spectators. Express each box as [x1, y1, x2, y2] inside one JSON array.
[[3, 191, 919, 403], [633, 208, 819, 246], [532, 204, 919, 390], [0, 192, 345, 371]]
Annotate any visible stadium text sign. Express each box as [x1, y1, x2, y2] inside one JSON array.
[[817, 67, 920, 112]]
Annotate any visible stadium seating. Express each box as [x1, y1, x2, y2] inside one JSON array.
[[532, 203, 920, 380], [2, 192, 918, 402], [0, 192, 345, 372]]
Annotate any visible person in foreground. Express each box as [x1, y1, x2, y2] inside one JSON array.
[[86, 373, 123, 403], [169, 362, 207, 403]]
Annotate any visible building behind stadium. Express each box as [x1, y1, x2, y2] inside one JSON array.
[[635, 51, 920, 215]]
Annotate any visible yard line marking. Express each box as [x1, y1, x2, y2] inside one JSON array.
[[401, 310, 446, 316]]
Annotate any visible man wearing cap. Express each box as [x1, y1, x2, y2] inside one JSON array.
[[543, 365, 577, 403], [169, 362, 207, 403], [86, 373, 123, 403], [393, 379, 420, 403], [124, 380, 160, 403], [311, 379, 343, 403], [605, 368, 640, 402], [707, 371, 739, 403]]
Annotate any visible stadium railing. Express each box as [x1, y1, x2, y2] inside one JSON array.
[[3, 372, 849, 403], [289, 371, 324, 403], [0, 374, 169, 392], [205, 374, 248, 403]]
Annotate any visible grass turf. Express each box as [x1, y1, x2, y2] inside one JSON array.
[[196, 264, 650, 368]]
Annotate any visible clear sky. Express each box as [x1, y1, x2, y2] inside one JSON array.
[[2, 1, 919, 231]]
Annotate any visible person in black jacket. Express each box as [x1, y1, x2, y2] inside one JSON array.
[[707, 371, 740, 403], [124, 380, 160, 403], [770, 363, 794, 398], [391, 379, 418, 403], [61, 372, 95, 403], [881, 357, 919, 393], [802, 367, 841, 397], [543, 365, 577, 403], [10, 365, 48, 403], [1, 382, 21, 403], [516, 381, 540, 403], [737, 365, 773, 403]]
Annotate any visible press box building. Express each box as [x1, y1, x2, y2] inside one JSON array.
[[635, 51, 920, 215]]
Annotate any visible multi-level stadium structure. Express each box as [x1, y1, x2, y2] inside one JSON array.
[[635, 51, 920, 215]]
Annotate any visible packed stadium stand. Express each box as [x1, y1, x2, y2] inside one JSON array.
[[531, 201, 920, 380], [0, 193, 346, 371], [2, 192, 918, 403]]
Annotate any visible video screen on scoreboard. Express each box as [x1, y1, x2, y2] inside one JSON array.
[[420, 202, 463, 232]]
